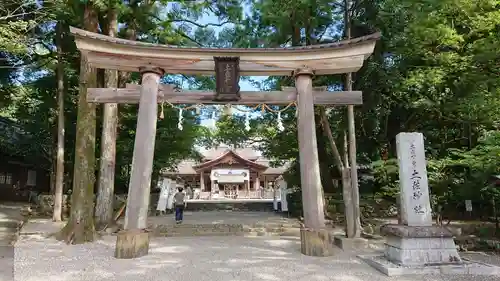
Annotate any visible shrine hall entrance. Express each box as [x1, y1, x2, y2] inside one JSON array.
[[220, 183, 239, 199]]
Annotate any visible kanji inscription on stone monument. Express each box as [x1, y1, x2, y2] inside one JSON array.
[[396, 132, 432, 226]]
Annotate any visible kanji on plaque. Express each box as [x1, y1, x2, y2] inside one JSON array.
[[213, 56, 241, 101]]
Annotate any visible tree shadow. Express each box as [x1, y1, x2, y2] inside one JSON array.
[[14, 235, 497, 281], [0, 203, 25, 281]]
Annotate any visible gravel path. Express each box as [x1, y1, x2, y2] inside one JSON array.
[[14, 235, 500, 281], [0, 203, 25, 281]]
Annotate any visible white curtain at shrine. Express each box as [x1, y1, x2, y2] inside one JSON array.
[[273, 183, 278, 211], [279, 179, 289, 212], [156, 178, 171, 211], [166, 180, 176, 210]]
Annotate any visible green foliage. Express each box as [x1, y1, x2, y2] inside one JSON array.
[[192, 0, 500, 218], [0, 0, 236, 193], [1, 0, 500, 221], [281, 161, 303, 217], [370, 130, 500, 216], [115, 105, 200, 191], [0, 20, 36, 54], [371, 159, 400, 201]]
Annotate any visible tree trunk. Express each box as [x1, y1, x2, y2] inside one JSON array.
[[319, 108, 344, 174], [319, 108, 356, 237], [53, 21, 65, 222], [49, 160, 56, 194], [343, 131, 349, 166], [342, 167, 355, 237], [95, 5, 119, 229], [315, 114, 334, 219], [493, 198, 499, 237], [316, 113, 335, 193], [342, 131, 356, 236], [56, 3, 98, 244], [344, 0, 362, 238]]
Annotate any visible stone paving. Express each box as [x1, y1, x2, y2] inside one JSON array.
[[128, 211, 302, 226], [122, 211, 305, 237], [14, 234, 500, 281]]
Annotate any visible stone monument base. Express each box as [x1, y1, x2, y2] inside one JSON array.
[[359, 255, 500, 276], [380, 224, 461, 266], [360, 224, 500, 276]]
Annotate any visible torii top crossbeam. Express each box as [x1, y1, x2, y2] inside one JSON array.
[[70, 27, 380, 76]]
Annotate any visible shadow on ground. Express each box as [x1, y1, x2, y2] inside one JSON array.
[[13, 234, 500, 281], [0, 203, 26, 281]]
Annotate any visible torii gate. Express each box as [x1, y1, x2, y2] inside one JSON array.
[[70, 27, 379, 258]]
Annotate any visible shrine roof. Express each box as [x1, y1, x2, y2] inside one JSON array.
[[254, 160, 291, 175], [161, 159, 289, 175], [69, 27, 380, 76], [164, 160, 197, 175], [202, 146, 260, 161], [193, 150, 268, 172]]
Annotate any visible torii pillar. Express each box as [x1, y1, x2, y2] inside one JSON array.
[[295, 68, 333, 256], [115, 66, 164, 259]]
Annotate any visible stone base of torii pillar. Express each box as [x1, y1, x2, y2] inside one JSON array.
[[360, 133, 500, 276]]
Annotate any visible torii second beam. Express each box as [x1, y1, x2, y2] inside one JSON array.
[[87, 84, 363, 105]]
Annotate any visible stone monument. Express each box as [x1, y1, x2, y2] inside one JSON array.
[[385, 132, 461, 266], [360, 132, 500, 276]]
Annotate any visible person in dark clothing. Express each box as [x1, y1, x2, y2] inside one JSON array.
[[173, 187, 186, 223]]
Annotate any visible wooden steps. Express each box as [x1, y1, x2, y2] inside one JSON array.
[[151, 223, 244, 237]]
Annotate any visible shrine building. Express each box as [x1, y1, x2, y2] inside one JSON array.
[[160, 144, 289, 200]]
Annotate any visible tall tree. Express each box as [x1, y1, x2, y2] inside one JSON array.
[[344, 0, 362, 238], [320, 107, 356, 236], [57, 1, 99, 244], [53, 21, 65, 222], [95, 1, 119, 229]]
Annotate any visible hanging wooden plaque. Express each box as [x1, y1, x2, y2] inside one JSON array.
[[214, 57, 241, 101]]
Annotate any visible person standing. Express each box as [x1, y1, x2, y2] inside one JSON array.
[[173, 186, 187, 223]]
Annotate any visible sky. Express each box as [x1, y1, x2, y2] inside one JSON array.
[[197, 6, 264, 92], [184, 6, 267, 128]]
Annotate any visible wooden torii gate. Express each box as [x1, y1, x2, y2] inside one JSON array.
[[70, 26, 379, 258]]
